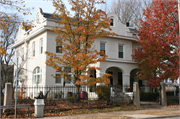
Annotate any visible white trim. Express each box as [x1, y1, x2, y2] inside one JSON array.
[[12, 24, 138, 48], [105, 58, 137, 64]]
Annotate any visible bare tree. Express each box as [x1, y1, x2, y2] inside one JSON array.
[[108, 0, 152, 28], [0, 15, 28, 101]]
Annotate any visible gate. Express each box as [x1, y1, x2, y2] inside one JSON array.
[[139, 85, 161, 107]]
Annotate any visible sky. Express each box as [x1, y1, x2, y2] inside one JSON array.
[[24, 0, 112, 21]]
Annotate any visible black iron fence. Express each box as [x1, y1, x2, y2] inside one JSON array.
[[0, 85, 135, 118]]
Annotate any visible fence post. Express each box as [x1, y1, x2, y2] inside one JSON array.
[[133, 82, 140, 107], [160, 82, 167, 106]]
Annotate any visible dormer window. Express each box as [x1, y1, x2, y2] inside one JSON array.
[[110, 18, 114, 26]]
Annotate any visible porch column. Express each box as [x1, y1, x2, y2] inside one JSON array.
[[123, 74, 130, 92], [96, 71, 105, 86]]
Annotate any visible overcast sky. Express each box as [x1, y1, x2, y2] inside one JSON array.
[[24, 0, 112, 21]]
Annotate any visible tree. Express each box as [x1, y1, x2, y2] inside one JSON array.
[[0, 0, 32, 54], [109, 0, 152, 28], [0, 15, 18, 89], [45, 0, 117, 98], [132, 0, 179, 88], [0, 0, 32, 104]]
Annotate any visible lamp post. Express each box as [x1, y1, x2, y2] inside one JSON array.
[[15, 57, 18, 118]]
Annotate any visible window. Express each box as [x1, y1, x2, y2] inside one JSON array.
[[40, 39, 43, 54], [118, 45, 123, 58], [64, 67, 71, 83], [32, 42, 35, 56], [33, 67, 42, 85], [110, 18, 114, 26], [100, 42, 105, 55], [56, 41, 62, 53], [65, 75, 71, 83], [55, 73, 61, 83], [64, 67, 71, 73], [22, 47, 24, 60]]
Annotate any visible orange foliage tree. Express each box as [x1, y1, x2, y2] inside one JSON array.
[[0, 0, 32, 55], [132, 0, 179, 88], [45, 0, 117, 95]]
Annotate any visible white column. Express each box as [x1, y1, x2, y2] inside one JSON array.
[[96, 71, 105, 86], [123, 74, 130, 92]]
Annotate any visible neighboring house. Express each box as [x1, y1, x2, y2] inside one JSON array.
[[12, 8, 149, 99], [0, 62, 14, 87]]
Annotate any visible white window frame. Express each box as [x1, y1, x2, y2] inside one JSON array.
[[40, 38, 43, 54], [100, 42, 106, 55], [32, 42, 35, 56], [118, 45, 124, 58], [33, 67, 42, 85]]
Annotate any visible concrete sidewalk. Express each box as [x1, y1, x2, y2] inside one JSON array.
[[37, 107, 180, 119]]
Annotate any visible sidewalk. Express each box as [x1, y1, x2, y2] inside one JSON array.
[[38, 107, 180, 119]]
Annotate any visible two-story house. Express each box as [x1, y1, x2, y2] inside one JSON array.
[[12, 8, 148, 98]]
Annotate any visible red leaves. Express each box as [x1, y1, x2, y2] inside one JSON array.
[[132, 0, 179, 88]]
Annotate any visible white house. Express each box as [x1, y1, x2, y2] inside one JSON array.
[[12, 8, 147, 99]]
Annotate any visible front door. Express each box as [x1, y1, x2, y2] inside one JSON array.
[[108, 71, 113, 85]]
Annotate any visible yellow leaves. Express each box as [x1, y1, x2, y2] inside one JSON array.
[[0, 42, 7, 55], [76, 80, 83, 85]]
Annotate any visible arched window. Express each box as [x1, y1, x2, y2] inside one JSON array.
[[33, 67, 42, 85], [110, 18, 114, 26]]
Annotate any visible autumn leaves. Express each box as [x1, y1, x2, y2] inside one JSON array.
[[45, 0, 116, 86]]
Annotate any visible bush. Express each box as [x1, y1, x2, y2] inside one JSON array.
[[68, 95, 75, 103], [95, 85, 110, 100], [140, 92, 159, 101]]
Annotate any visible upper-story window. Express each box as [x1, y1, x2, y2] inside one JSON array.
[[118, 45, 123, 58], [22, 47, 24, 60], [32, 42, 35, 56], [40, 38, 43, 54], [100, 42, 106, 55], [56, 41, 62, 53], [110, 18, 114, 26], [33, 67, 42, 85]]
